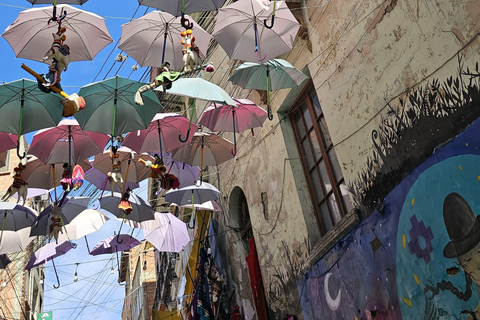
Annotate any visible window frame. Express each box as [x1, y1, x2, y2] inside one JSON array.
[[289, 82, 350, 235]]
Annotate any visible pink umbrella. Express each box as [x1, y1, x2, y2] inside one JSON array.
[[171, 132, 235, 184], [26, 240, 74, 288], [0, 132, 17, 154], [143, 212, 190, 252], [89, 234, 141, 255], [123, 113, 199, 157], [28, 119, 110, 166], [84, 166, 139, 194], [199, 99, 268, 155]]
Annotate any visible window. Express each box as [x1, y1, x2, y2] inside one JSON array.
[[289, 82, 353, 236]]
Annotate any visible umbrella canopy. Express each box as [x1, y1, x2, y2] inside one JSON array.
[[100, 192, 155, 223], [199, 99, 268, 154], [138, 0, 225, 17], [84, 166, 140, 193], [123, 113, 198, 154], [0, 79, 63, 157], [26, 240, 73, 270], [165, 181, 220, 206], [11, 188, 49, 202], [228, 59, 308, 119], [30, 197, 91, 237], [23, 156, 91, 190], [28, 119, 110, 165], [118, 11, 212, 70], [0, 228, 34, 255], [76, 76, 162, 137], [212, 0, 300, 62], [162, 155, 200, 188], [144, 212, 190, 252], [92, 147, 152, 184], [0, 254, 11, 269], [178, 200, 222, 212], [0, 203, 38, 232], [162, 78, 236, 106], [0, 132, 17, 154], [2, 4, 112, 63], [171, 132, 235, 167], [89, 234, 141, 255], [56, 209, 109, 243]]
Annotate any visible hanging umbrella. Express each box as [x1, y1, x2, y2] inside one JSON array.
[[138, 0, 225, 17], [92, 147, 153, 185], [123, 113, 199, 156], [165, 181, 220, 206], [199, 98, 268, 155], [11, 188, 49, 202], [28, 118, 110, 166], [100, 192, 155, 243], [56, 209, 109, 243], [0, 254, 11, 269], [0, 79, 63, 158], [0, 228, 34, 255], [162, 155, 200, 188], [118, 11, 212, 70], [159, 77, 236, 142], [165, 181, 220, 228], [171, 132, 235, 183], [212, 0, 300, 63], [25, 240, 73, 288], [23, 156, 91, 190], [0, 133, 18, 154], [75, 76, 162, 138], [0, 203, 37, 242], [228, 59, 308, 120], [30, 197, 91, 240], [27, 0, 89, 4], [89, 234, 141, 255], [84, 166, 140, 194], [144, 212, 190, 252], [2, 4, 112, 63]]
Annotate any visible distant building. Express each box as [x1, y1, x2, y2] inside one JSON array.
[[0, 142, 47, 320]]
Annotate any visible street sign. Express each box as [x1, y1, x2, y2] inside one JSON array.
[[39, 311, 52, 320]]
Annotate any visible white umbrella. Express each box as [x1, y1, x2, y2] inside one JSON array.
[[118, 11, 212, 70], [2, 4, 113, 63], [56, 209, 109, 243], [165, 181, 220, 206], [0, 228, 34, 254], [144, 212, 190, 252]]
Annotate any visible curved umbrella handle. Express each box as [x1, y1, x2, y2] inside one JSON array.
[[16, 144, 25, 160], [179, 129, 190, 143], [52, 259, 61, 289], [116, 233, 124, 244], [264, 15, 275, 29], [181, 13, 194, 29], [256, 50, 266, 62], [267, 105, 274, 121], [194, 179, 203, 187]]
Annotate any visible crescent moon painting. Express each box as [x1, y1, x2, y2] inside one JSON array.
[[324, 272, 341, 311]]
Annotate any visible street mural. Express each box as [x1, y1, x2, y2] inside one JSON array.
[[298, 59, 480, 319]]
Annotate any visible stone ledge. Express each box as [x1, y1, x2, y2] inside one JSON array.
[[309, 209, 359, 264]]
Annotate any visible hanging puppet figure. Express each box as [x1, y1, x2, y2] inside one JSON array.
[[39, 26, 70, 92], [118, 187, 133, 215], [60, 163, 72, 192], [181, 29, 201, 73], [49, 205, 63, 244], [138, 154, 180, 191], [71, 164, 85, 191], [1, 163, 28, 205], [108, 146, 124, 196], [134, 61, 215, 106]]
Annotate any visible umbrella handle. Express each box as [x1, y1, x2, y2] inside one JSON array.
[[256, 50, 266, 62], [116, 233, 123, 244], [52, 259, 61, 289], [181, 12, 194, 29], [267, 106, 274, 121], [179, 129, 190, 143], [264, 15, 275, 29], [231, 145, 237, 156], [116, 215, 125, 244], [16, 144, 25, 160], [195, 179, 203, 187]]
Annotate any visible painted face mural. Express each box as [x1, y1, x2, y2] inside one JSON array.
[[396, 155, 480, 319]]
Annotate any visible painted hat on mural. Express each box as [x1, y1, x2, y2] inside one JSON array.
[[443, 192, 480, 258]]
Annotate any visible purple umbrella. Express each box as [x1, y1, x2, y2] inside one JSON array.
[[89, 234, 141, 255], [0, 254, 11, 269], [84, 166, 139, 193], [26, 240, 74, 288]]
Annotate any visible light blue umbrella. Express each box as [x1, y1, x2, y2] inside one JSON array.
[[228, 59, 309, 120], [76, 76, 162, 139], [0, 79, 63, 158], [157, 77, 236, 142]]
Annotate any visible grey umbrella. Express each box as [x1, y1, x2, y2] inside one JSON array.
[[0, 203, 37, 244]]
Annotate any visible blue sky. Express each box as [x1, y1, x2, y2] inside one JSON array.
[[0, 1, 154, 319]]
